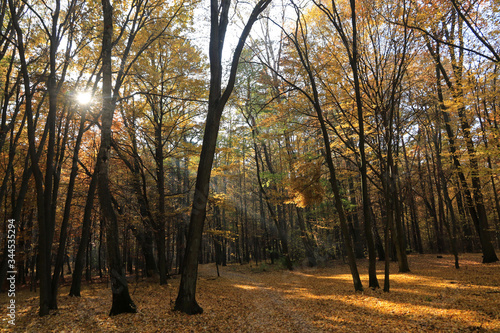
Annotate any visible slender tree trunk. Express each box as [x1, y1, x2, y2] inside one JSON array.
[[401, 139, 423, 254], [348, 177, 365, 259], [371, 210, 386, 261], [434, 112, 460, 268], [130, 228, 158, 277], [296, 207, 317, 266], [99, 216, 104, 278], [86, 227, 92, 282], [0, 143, 31, 292], [69, 164, 98, 297], [423, 145, 444, 253], [348, 0, 380, 287], [100, 0, 136, 315], [8, 0, 56, 315], [51, 112, 86, 308], [383, 204, 391, 292], [156, 122, 168, 284], [277, 4, 362, 289], [315, 89, 363, 291]]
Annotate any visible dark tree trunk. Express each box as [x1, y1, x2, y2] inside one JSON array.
[[296, 207, 317, 266], [174, 0, 272, 315], [86, 227, 92, 282], [69, 165, 98, 297], [347, 178, 365, 260], [402, 139, 423, 254], [314, 0, 378, 288], [372, 211, 386, 261], [348, 0, 380, 287], [433, 113, 460, 268], [8, 0, 58, 315], [51, 111, 86, 308], [131, 228, 158, 277], [155, 120, 168, 284], [383, 205, 391, 292], [99, 216, 105, 278], [313, 67, 364, 291], [423, 147, 445, 253], [455, 181, 474, 252], [0, 152, 31, 292], [280, 3, 363, 290], [100, 0, 136, 316]]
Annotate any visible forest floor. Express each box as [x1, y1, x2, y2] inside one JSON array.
[[1, 253, 500, 332]]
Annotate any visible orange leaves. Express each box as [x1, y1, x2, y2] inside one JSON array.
[[286, 156, 325, 208], [2, 254, 499, 332]]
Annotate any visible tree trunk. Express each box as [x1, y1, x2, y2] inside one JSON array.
[[296, 207, 317, 266], [130, 228, 158, 277], [8, 0, 58, 315], [283, 3, 363, 290], [69, 164, 98, 297], [155, 121, 168, 284], [175, 0, 272, 314], [348, 0, 380, 287], [100, 0, 136, 316], [51, 112, 86, 308]]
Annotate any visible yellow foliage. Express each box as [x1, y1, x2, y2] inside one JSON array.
[[286, 157, 325, 208]]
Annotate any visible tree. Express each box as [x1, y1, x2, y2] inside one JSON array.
[[175, 0, 272, 315], [98, 0, 137, 316], [314, 0, 386, 286], [271, 2, 363, 290], [117, 33, 205, 284]]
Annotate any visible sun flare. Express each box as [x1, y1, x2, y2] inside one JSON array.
[[76, 91, 92, 105]]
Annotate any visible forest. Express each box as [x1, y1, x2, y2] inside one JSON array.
[[0, 0, 499, 331]]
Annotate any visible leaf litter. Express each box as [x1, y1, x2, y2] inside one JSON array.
[[1, 253, 499, 332]]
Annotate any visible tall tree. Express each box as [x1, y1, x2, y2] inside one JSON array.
[[313, 0, 384, 285], [98, 0, 137, 316], [175, 0, 272, 315], [281, 2, 363, 290]]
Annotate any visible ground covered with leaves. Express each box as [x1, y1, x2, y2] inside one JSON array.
[[1, 254, 499, 332]]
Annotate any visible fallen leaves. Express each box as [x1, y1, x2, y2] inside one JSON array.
[[0, 253, 499, 332]]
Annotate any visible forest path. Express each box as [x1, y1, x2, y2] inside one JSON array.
[[198, 263, 318, 332]]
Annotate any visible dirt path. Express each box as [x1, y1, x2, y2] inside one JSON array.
[[198, 265, 317, 332]]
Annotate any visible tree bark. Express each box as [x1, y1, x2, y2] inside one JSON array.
[[348, 0, 380, 287]]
